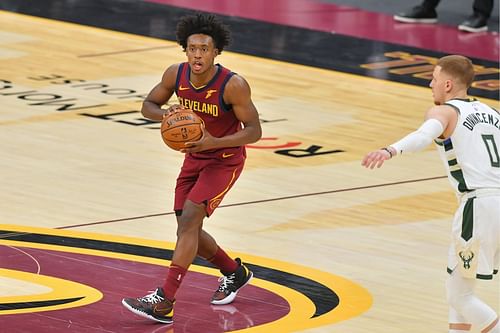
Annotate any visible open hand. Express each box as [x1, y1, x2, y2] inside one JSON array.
[[361, 149, 393, 169]]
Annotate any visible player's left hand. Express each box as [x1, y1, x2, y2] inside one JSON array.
[[180, 127, 217, 153]]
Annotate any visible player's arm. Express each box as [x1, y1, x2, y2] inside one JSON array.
[[182, 75, 262, 152], [141, 64, 180, 121], [361, 105, 457, 169], [220, 75, 262, 145]]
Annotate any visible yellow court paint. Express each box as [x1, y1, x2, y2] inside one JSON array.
[[0, 268, 103, 315], [0, 224, 372, 331]]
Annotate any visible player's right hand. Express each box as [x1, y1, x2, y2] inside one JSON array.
[[163, 104, 185, 118], [361, 149, 392, 169]]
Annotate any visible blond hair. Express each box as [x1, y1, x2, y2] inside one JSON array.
[[437, 55, 475, 88]]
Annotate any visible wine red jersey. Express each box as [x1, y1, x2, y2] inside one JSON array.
[[175, 62, 245, 159]]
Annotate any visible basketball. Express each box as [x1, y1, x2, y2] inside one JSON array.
[[160, 109, 203, 151]]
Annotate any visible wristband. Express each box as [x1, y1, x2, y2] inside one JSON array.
[[381, 147, 393, 158]]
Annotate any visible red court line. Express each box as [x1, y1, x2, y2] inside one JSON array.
[[145, 0, 498, 62]]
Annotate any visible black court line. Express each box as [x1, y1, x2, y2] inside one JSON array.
[[54, 175, 447, 230], [78, 45, 177, 58], [0, 297, 85, 311], [0, 230, 339, 317]]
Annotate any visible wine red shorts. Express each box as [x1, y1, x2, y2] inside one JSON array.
[[174, 152, 245, 217]]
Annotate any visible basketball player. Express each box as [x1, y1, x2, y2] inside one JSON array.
[[121, 13, 262, 324], [362, 55, 499, 333]]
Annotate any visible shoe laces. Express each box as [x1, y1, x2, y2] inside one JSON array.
[[217, 273, 236, 292], [139, 290, 165, 304]]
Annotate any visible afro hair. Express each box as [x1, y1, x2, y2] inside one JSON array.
[[176, 13, 231, 54]]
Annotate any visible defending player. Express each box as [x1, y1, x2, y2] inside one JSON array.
[[362, 55, 499, 333]]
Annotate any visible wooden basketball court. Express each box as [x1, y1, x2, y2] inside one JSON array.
[[0, 2, 498, 332]]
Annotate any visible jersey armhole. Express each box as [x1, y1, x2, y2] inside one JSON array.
[[219, 72, 235, 112], [489, 105, 500, 115], [174, 63, 185, 95], [444, 102, 461, 115], [438, 103, 461, 140]]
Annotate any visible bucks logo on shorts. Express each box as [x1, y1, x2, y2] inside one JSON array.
[[459, 249, 475, 270], [455, 239, 480, 278]]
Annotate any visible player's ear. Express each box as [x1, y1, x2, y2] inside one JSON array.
[[445, 79, 453, 92]]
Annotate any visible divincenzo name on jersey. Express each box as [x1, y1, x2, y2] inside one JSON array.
[[462, 112, 500, 131]]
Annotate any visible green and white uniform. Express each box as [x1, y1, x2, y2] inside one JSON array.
[[435, 98, 500, 280]]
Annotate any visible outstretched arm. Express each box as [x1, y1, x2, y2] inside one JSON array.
[[361, 105, 457, 169]]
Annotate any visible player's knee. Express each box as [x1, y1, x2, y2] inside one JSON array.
[[176, 205, 205, 236], [447, 289, 462, 310], [446, 271, 475, 313], [176, 217, 202, 237], [446, 278, 473, 312]]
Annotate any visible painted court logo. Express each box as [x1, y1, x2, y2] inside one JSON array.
[[0, 225, 372, 332]]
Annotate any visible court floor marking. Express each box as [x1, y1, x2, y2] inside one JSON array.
[[0, 224, 373, 331], [78, 45, 177, 58], [48, 175, 447, 230]]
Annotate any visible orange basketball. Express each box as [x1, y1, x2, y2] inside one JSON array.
[[160, 109, 203, 151]]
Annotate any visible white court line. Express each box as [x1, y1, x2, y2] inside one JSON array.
[[6, 245, 41, 274]]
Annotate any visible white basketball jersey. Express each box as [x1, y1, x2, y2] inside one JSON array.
[[435, 98, 500, 194]]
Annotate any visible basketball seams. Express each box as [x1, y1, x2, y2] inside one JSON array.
[[162, 124, 203, 143], [161, 122, 202, 134], [161, 110, 203, 150]]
